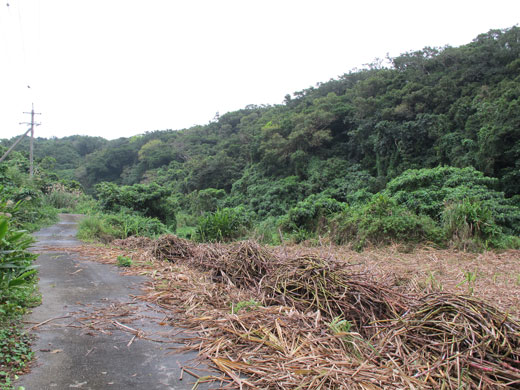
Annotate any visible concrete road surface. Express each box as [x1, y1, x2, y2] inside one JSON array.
[[17, 214, 210, 390]]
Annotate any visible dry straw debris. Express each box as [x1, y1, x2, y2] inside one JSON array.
[[105, 236, 520, 389], [149, 234, 195, 262]]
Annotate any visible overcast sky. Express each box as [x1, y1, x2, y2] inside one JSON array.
[[1, 0, 519, 140]]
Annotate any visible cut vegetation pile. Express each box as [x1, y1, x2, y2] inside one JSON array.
[[112, 235, 520, 389], [112, 236, 153, 249], [193, 240, 274, 288], [264, 254, 410, 335], [149, 234, 194, 261], [379, 293, 520, 387]]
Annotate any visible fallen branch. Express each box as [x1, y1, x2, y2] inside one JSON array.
[[26, 315, 72, 331]]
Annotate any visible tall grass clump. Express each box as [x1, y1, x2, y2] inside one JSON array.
[[196, 207, 252, 242], [441, 198, 518, 250], [77, 212, 170, 243], [42, 183, 83, 211], [77, 215, 117, 243]]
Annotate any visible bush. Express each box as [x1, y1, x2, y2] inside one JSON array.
[[0, 217, 39, 317], [188, 188, 226, 215], [42, 182, 85, 211], [284, 194, 347, 232], [95, 182, 176, 228], [195, 207, 253, 242], [229, 168, 310, 218], [306, 159, 377, 203], [442, 199, 502, 250], [77, 215, 118, 243], [386, 166, 520, 235], [77, 212, 170, 243], [0, 184, 58, 232], [331, 195, 444, 250]]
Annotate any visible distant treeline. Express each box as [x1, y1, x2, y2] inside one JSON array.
[[2, 26, 519, 249]]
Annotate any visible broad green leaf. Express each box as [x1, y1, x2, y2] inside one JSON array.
[[0, 219, 8, 240]]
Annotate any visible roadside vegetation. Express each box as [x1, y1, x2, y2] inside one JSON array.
[[0, 152, 83, 389]]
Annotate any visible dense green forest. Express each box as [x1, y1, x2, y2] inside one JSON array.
[[2, 26, 520, 250]]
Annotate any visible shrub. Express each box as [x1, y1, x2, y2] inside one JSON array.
[[77, 212, 170, 243], [0, 184, 57, 232], [386, 166, 520, 235], [189, 188, 226, 215], [284, 194, 347, 232], [0, 217, 39, 316], [195, 207, 253, 242], [95, 182, 176, 228], [442, 199, 501, 250], [229, 168, 310, 218], [306, 159, 377, 203], [331, 195, 444, 250]]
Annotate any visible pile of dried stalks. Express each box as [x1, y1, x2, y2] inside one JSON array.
[[112, 236, 153, 249], [111, 236, 520, 388], [149, 234, 194, 262], [264, 254, 410, 335], [378, 293, 520, 388], [193, 240, 274, 288], [174, 306, 424, 389]]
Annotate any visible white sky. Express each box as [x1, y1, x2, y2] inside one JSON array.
[[1, 0, 519, 140]]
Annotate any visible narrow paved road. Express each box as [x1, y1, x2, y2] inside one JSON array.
[[18, 214, 208, 390]]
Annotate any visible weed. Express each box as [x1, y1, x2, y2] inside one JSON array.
[[0, 320, 33, 390], [457, 270, 478, 295], [230, 300, 261, 314], [77, 212, 169, 243], [175, 226, 196, 240], [326, 316, 369, 358], [327, 316, 352, 335], [116, 256, 132, 267], [425, 271, 443, 291], [331, 194, 444, 250]]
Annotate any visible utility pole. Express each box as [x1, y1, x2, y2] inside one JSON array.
[[0, 104, 41, 166], [19, 103, 41, 177]]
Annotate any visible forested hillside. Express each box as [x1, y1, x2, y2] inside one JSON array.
[[2, 26, 520, 249]]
